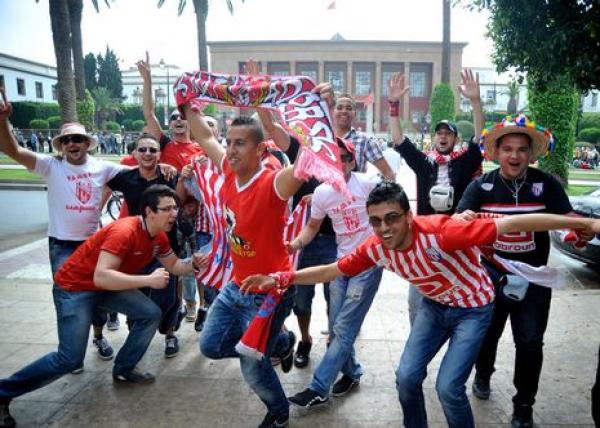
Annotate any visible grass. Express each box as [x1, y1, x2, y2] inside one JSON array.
[[566, 185, 597, 196], [0, 169, 43, 181]]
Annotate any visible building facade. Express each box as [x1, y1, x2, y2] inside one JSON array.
[[208, 38, 466, 133], [0, 53, 58, 103], [121, 62, 181, 116]]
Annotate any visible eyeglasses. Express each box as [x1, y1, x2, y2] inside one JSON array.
[[169, 114, 183, 121], [137, 147, 159, 154], [340, 154, 354, 163], [59, 135, 86, 145], [156, 205, 179, 213], [368, 212, 405, 228]]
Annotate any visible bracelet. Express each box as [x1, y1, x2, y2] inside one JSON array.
[[388, 101, 400, 117], [268, 271, 296, 289]]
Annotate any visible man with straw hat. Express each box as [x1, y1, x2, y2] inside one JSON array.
[[457, 114, 594, 428]]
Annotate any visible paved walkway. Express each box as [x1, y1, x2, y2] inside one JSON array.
[[0, 238, 597, 427]]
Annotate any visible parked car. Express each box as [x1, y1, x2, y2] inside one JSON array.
[[550, 187, 600, 266]]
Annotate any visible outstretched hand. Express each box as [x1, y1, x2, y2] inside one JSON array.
[[388, 73, 409, 102], [239, 274, 277, 295], [0, 89, 13, 120], [458, 69, 480, 101], [136, 51, 152, 81]]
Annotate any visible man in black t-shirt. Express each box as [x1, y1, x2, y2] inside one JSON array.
[[456, 115, 594, 428]]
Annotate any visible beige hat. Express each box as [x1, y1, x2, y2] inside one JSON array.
[[51, 122, 97, 152]]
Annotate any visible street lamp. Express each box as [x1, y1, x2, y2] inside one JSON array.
[[159, 58, 170, 126]]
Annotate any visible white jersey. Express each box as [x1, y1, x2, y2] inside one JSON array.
[[311, 172, 379, 257], [33, 154, 121, 241]]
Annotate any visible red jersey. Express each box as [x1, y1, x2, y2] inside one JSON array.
[[337, 215, 498, 308], [220, 158, 290, 286], [161, 138, 205, 171], [55, 216, 172, 291], [120, 155, 138, 167]]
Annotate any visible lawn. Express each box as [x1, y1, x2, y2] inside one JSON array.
[[0, 169, 43, 181], [566, 185, 597, 196]]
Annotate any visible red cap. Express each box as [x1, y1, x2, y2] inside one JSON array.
[[336, 136, 355, 156]]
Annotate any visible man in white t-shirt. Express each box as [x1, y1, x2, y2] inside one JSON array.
[[0, 90, 121, 368], [286, 138, 384, 408]]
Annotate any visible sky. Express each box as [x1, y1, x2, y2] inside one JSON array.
[[0, 0, 494, 72]]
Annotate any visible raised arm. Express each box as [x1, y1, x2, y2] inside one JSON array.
[[458, 69, 484, 141], [388, 73, 410, 147], [182, 105, 225, 171], [274, 165, 304, 200], [137, 51, 162, 140], [0, 89, 36, 170]]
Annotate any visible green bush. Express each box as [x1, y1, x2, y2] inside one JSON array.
[[429, 84, 455, 132], [578, 127, 600, 144], [29, 119, 49, 129], [47, 116, 62, 129], [528, 76, 579, 183], [116, 105, 167, 130], [580, 112, 600, 130], [10, 102, 60, 128], [104, 121, 121, 132], [455, 112, 472, 122], [76, 89, 96, 131], [121, 119, 134, 131], [456, 120, 475, 142], [131, 119, 145, 131]]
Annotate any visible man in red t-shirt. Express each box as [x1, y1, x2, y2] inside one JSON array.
[[241, 181, 600, 427], [0, 185, 208, 427]]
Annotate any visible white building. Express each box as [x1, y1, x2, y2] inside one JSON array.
[[459, 66, 528, 114], [582, 90, 599, 113], [121, 62, 180, 110], [0, 53, 58, 103]]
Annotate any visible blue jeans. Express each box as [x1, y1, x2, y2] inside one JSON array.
[[408, 284, 424, 326], [0, 285, 161, 401], [309, 265, 383, 396], [200, 282, 295, 421], [293, 234, 337, 316], [395, 298, 494, 428], [182, 232, 217, 306], [139, 260, 180, 335], [48, 237, 106, 328]]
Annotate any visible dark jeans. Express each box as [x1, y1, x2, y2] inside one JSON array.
[[139, 259, 180, 335], [474, 281, 551, 407], [48, 237, 106, 329]]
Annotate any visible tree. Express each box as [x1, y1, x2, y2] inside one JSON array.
[[441, 0, 451, 84], [158, 0, 245, 71], [502, 78, 519, 115], [97, 47, 123, 99], [429, 83, 456, 130], [92, 86, 122, 128], [84, 53, 98, 90]]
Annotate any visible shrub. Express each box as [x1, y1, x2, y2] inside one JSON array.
[[131, 119, 145, 131], [580, 112, 600, 130], [47, 116, 62, 129], [456, 120, 475, 142], [29, 119, 49, 129], [121, 119, 134, 131], [455, 112, 472, 122], [76, 89, 96, 131], [578, 127, 600, 144], [429, 84, 455, 132], [104, 121, 121, 132], [10, 102, 60, 128]]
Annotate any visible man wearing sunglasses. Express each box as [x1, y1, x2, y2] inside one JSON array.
[[285, 138, 384, 408], [106, 134, 188, 358], [241, 181, 600, 428], [0, 90, 122, 368]]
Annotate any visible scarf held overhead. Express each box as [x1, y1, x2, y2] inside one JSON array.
[[174, 71, 347, 195]]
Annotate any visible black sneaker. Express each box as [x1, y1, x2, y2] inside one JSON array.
[[294, 340, 312, 368], [0, 403, 15, 428], [112, 369, 155, 385], [511, 404, 533, 428], [288, 388, 329, 408], [165, 336, 179, 358], [195, 306, 208, 332], [280, 331, 296, 373], [173, 306, 186, 332], [472, 373, 491, 400], [107, 313, 120, 331], [257, 412, 289, 428], [93, 336, 114, 360], [331, 374, 360, 397]]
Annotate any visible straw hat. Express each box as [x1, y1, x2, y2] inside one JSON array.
[[51, 122, 97, 152], [480, 114, 554, 161]]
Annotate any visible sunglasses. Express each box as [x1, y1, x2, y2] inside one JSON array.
[[368, 212, 405, 228], [340, 154, 354, 163], [59, 135, 86, 145], [137, 147, 159, 154], [169, 114, 183, 121]]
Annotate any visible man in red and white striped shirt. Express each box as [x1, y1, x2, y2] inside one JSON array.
[[241, 181, 600, 428]]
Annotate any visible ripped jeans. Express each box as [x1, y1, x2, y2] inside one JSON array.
[[309, 265, 383, 396]]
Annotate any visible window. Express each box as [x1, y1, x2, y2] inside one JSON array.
[[409, 72, 426, 97], [0, 75, 4, 89], [381, 63, 404, 97], [17, 78, 25, 96], [353, 62, 374, 96], [52, 84, 58, 100], [35, 82, 43, 99], [296, 62, 318, 82], [238, 61, 263, 73], [267, 62, 290, 76], [324, 62, 346, 93], [486, 89, 496, 101], [592, 92, 598, 108]]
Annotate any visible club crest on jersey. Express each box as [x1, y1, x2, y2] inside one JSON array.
[[531, 182, 544, 197], [481, 183, 493, 191], [425, 247, 442, 262], [75, 180, 92, 204]]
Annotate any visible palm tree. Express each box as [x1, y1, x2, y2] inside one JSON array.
[[503, 78, 520, 115], [91, 86, 122, 129], [441, 0, 451, 84], [158, 0, 244, 71]]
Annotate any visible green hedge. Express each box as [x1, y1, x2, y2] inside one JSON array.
[[456, 120, 475, 141], [131, 120, 145, 131], [105, 121, 121, 132], [10, 102, 60, 129], [116, 105, 167, 129], [578, 127, 600, 144], [429, 84, 455, 131], [29, 119, 49, 129], [47, 116, 62, 129], [581, 112, 600, 130]]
